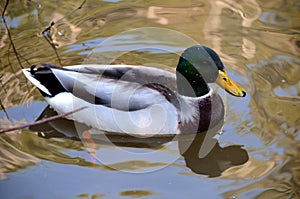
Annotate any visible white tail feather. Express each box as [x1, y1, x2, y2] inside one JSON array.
[[22, 69, 52, 96]]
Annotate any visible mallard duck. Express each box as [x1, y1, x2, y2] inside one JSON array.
[[23, 45, 246, 136]]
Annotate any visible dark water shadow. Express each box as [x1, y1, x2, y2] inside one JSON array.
[[178, 132, 248, 177], [30, 106, 249, 177]]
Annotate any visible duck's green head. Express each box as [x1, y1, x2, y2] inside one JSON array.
[[176, 45, 246, 97]]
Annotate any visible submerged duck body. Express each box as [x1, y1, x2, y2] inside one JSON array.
[[23, 46, 246, 136]]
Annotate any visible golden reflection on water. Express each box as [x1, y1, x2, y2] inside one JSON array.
[[0, 134, 39, 179], [0, 0, 299, 198], [119, 190, 156, 198]]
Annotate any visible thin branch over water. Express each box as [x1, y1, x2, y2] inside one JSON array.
[[43, 34, 63, 66], [0, 98, 9, 120], [39, 0, 87, 36], [39, 0, 88, 65], [1, 0, 24, 69], [0, 106, 87, 134]]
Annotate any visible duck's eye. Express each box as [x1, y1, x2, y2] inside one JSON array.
[[223, 77, 227, 81]]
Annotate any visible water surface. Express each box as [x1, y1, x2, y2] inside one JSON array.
[[0, 0, 299, 198]]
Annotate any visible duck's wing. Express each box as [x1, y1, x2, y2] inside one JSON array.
[[52, 64, 177, 90], [45, 64, 177, 111]]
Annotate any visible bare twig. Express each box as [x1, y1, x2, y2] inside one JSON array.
[[1, 0, 24, 69], [43, 34, 63, 65], [6, 43, 16, 74], [1, 0, 9, 17], [39, 0, 87, 36], [0, 74, 9, 119], [0, 106, 87, 134], [0, 98, 9, 119], [38, 0, 88, 65]]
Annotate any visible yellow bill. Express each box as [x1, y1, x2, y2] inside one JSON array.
[[216, 70, 246, 97]]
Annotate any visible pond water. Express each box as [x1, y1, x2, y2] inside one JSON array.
[[0, 0, 299, 198]]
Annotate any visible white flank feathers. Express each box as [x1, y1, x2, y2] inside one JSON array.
[[46, 92, 180, 135]]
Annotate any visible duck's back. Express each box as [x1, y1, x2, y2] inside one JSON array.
[[24, 64, 177, 110]]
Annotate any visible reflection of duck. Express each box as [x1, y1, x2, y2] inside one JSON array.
[[178, 130, 249, 177], [31, 106, 249, 177], [23, 45, 245, 135]]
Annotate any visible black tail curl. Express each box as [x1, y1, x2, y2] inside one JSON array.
[[29, 64, 67, 97]]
